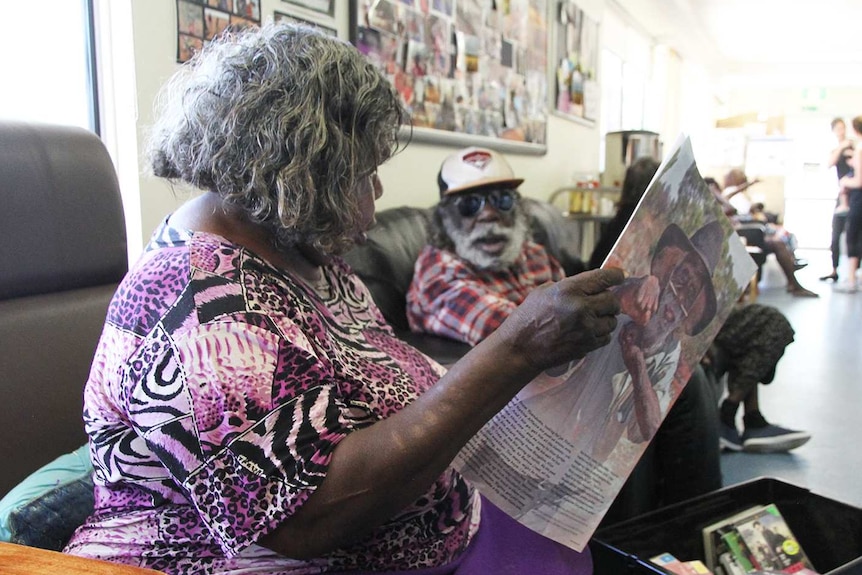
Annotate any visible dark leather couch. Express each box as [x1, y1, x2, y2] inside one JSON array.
[[344, 199, 723, 525], [0, 121, 128, 498]]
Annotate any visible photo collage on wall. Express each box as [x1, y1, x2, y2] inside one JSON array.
[[554, 0, 599, 122], [354, 0, 548, 146], [176, 0, 262, 63]]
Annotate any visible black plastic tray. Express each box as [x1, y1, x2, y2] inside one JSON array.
[[591, 477, 862, 575]]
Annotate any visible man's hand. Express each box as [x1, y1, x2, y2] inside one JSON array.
[[494, 268, 623, 371]]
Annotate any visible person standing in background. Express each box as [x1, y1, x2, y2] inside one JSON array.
[[820, 117, 855, 282], [836, 116, 862, 292]]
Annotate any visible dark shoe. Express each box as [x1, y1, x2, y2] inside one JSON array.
[[819, 272, 839, 282], [793, 259, 808, 270], [720, 422, 743, 452], [742, 424, 811, 453]]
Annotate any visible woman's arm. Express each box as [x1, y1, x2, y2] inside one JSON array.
[[259, 268, 623, 558], [723, 178, 760, 199]]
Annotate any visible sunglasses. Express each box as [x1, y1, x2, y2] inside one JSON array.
[[451, 189, 519, 218]]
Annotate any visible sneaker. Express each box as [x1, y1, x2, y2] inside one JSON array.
[[720, 422, 743, 452], [834, 282, 858, 294], [741, 424, 811, 453]]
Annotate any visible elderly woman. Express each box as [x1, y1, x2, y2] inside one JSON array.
[[63, 23, 621, 575]]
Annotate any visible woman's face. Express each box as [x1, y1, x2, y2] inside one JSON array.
[[833, 121, 846, 141]]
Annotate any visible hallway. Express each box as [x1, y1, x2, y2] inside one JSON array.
[[719, 249, 862, 508]]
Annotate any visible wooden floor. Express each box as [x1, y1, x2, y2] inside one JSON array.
[[719, 249, 862, 508]]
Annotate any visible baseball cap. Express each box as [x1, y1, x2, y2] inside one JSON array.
[[437, 147, 524, 197]]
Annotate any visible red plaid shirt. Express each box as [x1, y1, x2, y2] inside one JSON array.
[[406, 241, 565, 345]]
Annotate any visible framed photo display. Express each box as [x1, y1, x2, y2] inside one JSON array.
[[552, 0, 600, 123], [280, 0, 335, 17], [176, 0, 262, 63], [350, 0, 549, 154], [274, 11, 337, 36]]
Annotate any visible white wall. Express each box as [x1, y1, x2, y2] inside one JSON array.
[[377, 116, 600, 210]]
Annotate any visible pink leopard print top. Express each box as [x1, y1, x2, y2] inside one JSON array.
[[65, 221, 480, 574]]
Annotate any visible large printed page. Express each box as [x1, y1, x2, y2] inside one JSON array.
[[452, 136, 758, 551]]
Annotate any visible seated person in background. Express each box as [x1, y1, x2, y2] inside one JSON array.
[[589, 156, 660, 269], [722, 170, 800, 254], [64, 23, 624, 574], [708, 304, 811, 453], [722, 168, 762, 220], [704, 176, 737, 218], [705, 175, 817, 297], [406, 147, 565, 345]]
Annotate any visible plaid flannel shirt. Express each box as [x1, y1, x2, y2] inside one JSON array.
[[406, 241, 565, 346]]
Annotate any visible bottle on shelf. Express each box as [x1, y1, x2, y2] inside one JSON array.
[[569, 173, 599, 214]]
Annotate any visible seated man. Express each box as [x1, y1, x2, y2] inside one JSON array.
[[406, 146, 564, 345], [708, 303, 811, 453], [408, 148, 722, 524]]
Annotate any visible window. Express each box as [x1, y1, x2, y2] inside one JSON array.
[[0, 0, 98, 132], [599, 7, 652, 172]]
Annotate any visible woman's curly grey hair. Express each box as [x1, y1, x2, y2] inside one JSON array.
[[148, 23, 406, 254]]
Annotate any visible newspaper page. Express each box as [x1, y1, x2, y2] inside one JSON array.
[[452, 135, 758, 551]]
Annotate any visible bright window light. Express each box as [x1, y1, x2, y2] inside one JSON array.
[[0, 0, 96, 131]]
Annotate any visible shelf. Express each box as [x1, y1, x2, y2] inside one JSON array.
[[564, 213, 614, 223], [549, 186, 621, 218]]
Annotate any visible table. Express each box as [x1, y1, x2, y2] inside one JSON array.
[[0, 542, 166, 575]]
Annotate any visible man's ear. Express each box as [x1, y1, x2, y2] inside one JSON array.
[[430, 204, 455, 250]]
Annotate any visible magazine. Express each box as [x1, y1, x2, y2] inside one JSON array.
[[702, 505, 765, 572], [702, 503, 819, 574], [721, 526, 759, 572], [651, 552, 714, 574], [719, 551, 749, 575], [451, 135, 758, 551], [733, 504, 816, 573]]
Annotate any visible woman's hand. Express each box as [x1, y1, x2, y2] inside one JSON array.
[[492, 268, 623, 372]]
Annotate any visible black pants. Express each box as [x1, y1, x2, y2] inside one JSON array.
[[831, 211, 848, 269]]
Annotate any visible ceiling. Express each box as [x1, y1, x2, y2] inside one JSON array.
[[615, 0, 862, 87]]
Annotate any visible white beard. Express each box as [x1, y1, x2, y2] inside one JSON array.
[[442, 210, 530, 271]]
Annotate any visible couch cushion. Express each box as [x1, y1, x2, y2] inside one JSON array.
[[522, 198, 586, 277], [0, 445, 93, 550], [343, 206, 432, 330], [0, 285, 115, 496], [0, 122, 127, 300]]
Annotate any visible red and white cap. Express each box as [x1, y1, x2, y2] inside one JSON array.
[[437, 147, 524, 197]]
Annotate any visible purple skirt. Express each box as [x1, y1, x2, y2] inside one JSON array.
[[334, 495, 593, 575]]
